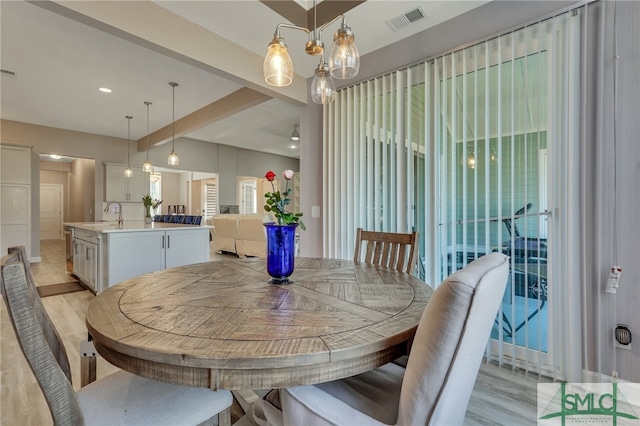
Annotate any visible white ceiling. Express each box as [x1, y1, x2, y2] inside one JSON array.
[[1, 1, 489, 159]]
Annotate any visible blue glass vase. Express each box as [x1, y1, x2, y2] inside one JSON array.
[[264, 223, 298, 284]]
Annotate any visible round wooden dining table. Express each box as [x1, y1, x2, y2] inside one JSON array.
[[85, 257, 432, 391]]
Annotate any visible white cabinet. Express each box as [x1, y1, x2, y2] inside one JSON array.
[[1, 145, 31, 184], [73, 229, 98, 292], [165, 229, 210, 269], [1, 145, 31, 258], [102, 228, 209, 292], [105, 231, 164, 287], [105, 164, 148, 202]]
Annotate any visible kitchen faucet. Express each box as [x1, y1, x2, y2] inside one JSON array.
[[104, 201, 123, 227]]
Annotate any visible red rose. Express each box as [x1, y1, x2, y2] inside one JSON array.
[[265, 171, 276, 181]]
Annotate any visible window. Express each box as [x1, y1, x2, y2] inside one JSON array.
[[150, 173, 161, 201], [203, 181, 217, 219]]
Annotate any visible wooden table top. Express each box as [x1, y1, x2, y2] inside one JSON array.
[[85, 257, 432, 390]]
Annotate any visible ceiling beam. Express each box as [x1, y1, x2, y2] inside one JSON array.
[[136, 88, 271, 151], [259, 0, 307, 27], [306, 1, 367, 31], [260, 0, 366, 31]]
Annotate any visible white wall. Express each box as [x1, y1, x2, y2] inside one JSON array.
[[298, 102, 323, 258], [1, 120, 299, 221], [160, 172, 181, 214]]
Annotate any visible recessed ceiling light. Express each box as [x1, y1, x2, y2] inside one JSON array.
[[290, 144, 297, 149], [49, 154, 62, 159], [99, 87, 112, 93]]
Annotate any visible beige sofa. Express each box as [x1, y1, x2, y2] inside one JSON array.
[[211, 213, 274, 258]]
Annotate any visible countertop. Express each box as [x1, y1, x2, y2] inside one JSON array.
[[64, 221, 211, 234]]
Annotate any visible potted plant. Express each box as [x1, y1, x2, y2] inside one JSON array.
[[142, 195, 162, 224]]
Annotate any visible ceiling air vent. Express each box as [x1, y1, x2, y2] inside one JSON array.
[[386, 6, 427, 32]]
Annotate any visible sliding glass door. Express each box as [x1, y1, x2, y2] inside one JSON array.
[[324, 9, 581, 376], [435, 47, 550, 359]]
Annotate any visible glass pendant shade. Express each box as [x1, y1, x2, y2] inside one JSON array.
[[124, 166, 133, 177], [328, 27, 360, 79], [142, 159, 152, 173], [168, 150, 179, 165], [311, 61, 336, 104], [264, 37, 293, 87]]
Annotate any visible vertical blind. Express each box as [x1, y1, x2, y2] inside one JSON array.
[[324, 9, 581, 377], [204, 182, 217, 219]]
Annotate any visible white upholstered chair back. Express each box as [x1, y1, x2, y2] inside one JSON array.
[[261, 252, 509, 426], [398, 252, 509, 425]]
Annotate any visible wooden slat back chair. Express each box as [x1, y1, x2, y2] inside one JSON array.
[[7, 246, 96, 386], [1, 247, 233, 426], [354, 228, 419, 274], [6, 246, 73, 380]]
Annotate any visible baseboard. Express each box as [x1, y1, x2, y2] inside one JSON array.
[[582, 368, 631, 383], [30, 256, 42, 263]]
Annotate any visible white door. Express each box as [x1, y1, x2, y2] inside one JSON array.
[[40, 184, 63, 240], [202, 180, 217, 219], [240, 180, 257, 214]]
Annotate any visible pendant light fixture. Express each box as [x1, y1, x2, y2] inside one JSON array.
[[167, 82, 179, 166], [142, 101, 153, 173], [263, 0, 359, 103], [310, 57, 336, 104], [290, 125, 300, 141], [124, 115, 133, 178], [328, 20, 360, 79]]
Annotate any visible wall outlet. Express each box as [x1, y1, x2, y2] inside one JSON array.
[[613, 326, 632, 351]]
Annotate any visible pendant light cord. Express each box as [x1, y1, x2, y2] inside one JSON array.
[[127, 116, 131, 165], [145, 101, 151, 160], [172, 84, 175, 150]]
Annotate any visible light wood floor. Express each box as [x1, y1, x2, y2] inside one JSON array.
[[1, 240, 548, 425]]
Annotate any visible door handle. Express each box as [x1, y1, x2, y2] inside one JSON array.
[[167, 235, 170, 249], [162, 235, 165, 249]]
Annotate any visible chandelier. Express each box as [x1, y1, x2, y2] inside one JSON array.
[[263, 1, 360, 104]]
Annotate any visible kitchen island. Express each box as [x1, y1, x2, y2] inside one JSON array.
[[64, 221, 211, 293]]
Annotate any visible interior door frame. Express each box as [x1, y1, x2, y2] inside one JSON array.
[[39, 183, 64, 240]]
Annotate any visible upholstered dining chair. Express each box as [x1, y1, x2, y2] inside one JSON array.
[[0, 246, 233, 426], [262, 252, 509, 426], [353, 228, 419, 274]]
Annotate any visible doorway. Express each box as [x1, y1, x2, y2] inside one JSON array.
[[40, 183, 63, 240]]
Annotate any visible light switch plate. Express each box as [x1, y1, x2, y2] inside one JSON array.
[[311, 206, 320, 218]]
